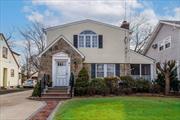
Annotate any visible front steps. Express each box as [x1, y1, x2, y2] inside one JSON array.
[[41, 86, 72, 100]]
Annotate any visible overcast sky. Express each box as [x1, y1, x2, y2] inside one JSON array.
[[0, 0, 180, 53]]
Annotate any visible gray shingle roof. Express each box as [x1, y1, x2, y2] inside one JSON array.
[[160, 20, 180, 25]]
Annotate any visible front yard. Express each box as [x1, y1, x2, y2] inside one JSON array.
[[54, 96, 180, 120]]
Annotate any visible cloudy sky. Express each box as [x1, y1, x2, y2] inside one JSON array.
[[0, 0, 180, 53]]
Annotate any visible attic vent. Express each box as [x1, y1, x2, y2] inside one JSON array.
[[152, 44, 158, 49]]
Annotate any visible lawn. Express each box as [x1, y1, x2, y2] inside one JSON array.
[[54, 96, 180, 120]]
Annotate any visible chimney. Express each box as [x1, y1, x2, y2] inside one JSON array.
[[120, 21, 129, 29]]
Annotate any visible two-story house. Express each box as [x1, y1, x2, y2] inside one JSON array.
[[38, 19, 155, 88], [144, 20, 180, 80], [0, 33, 21, 88]]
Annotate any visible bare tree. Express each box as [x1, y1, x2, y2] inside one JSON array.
[[20, 22, 46, 54], [19, 22, 46, 78], [156, 60, 176, 95], [130, 17, 153, 53], [4, 27, 16, 49]]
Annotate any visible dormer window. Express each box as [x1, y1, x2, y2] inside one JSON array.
[[78, 30, 98, 48]]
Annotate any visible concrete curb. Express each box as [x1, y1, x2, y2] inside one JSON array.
[[47, 101, 63, 120], [26, 101, 47, 120]]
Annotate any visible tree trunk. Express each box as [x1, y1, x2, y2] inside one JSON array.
[[165, 74, 170, 95]]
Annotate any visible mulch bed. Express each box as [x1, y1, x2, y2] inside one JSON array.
[[30, 101, 59, 120]]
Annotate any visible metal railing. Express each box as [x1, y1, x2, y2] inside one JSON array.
[[40, 74, 49, 95], [69, 72, 75, 98]]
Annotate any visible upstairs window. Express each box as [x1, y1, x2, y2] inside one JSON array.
[[11, 69, 14, 77], [159, 41, 164, 51], [2, 47, 8, 58], [78, 30, 98, 48], [165, 36, 171, 49]]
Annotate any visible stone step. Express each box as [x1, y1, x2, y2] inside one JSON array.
[[48, 86, 69, 90], [40, 96, 71, 101], [47, 89, 68, 93], [42, 93, 70, 97]]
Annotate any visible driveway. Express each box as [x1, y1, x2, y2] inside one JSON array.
[[0, 90, 45, 120]]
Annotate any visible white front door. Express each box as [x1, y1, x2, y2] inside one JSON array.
[[55, 60, 69, 86]]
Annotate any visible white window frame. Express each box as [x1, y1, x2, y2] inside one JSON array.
[[158, 36, 172, 52], [96, 64, 115, 78], [158, 40, 164, 52], [78, 31, 98, 48], [164, 36, 171, 49]]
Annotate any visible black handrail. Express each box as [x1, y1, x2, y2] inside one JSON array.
[[40, 74, 49, 95], [69, 72, 75, 97]]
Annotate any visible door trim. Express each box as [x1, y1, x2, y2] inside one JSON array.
[[52, 52, 70, 87]]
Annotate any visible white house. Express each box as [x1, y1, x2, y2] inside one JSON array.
[[38, 19, 155, 87], [144, 20, 180, 80], [0, 33, 21, 88]]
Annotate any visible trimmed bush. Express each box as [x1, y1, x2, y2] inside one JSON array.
[[32, 81, 41, 97], [74, 67, 89, 96], [104, 77, 119, 94], [135, 79, 151, 93], [88, 78, 109, 96], [120, 76, 135, 88]]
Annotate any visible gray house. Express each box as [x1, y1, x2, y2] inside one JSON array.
[[144, 20, 180, 80]]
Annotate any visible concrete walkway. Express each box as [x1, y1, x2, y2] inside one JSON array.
[[0, 90, 44, 120]]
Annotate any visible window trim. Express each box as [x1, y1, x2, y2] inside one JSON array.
[[78, 30, 99, 48], [11, 69, 14, 77], [95, 64, 115, 78], [2, 47, 8, 58], [158, 36, 171, 52], [164, 36, 171, 49]]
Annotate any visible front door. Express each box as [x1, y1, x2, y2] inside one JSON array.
[[55, 60, 69, 86]]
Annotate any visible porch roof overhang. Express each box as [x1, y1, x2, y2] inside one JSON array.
[[38, 35, 85, 59]]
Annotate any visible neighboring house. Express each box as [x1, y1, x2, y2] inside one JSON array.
[[144, 20, 180, 80], [0, 33, 21, 88], [38, 19, 154, 87]]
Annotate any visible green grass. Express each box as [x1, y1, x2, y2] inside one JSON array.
[[54, 97, 180, 120]]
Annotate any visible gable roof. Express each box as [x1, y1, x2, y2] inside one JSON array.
[[45, 19, 130, 32], [0, 33, 20, 67], [38, 35, 85, 58], [143, 20, 180, 54]]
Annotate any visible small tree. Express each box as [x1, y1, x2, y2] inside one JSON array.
[[156, 60, 176, 95], [74, 67, 89, 96]]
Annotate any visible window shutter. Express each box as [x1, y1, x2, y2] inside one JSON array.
[[98, 35, 103, 48], [115, 64, 120, 77], [91, 64, 96, 78], [73, 35, 78, 48]]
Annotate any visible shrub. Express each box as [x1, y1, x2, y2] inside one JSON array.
[[88, 78, 109, 96], [32, 81, 41, 97], [120, 76, 135, 88], [104, 77, 119, 94], [135, 79, 151, 93], [74, 67, 89, 96]]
